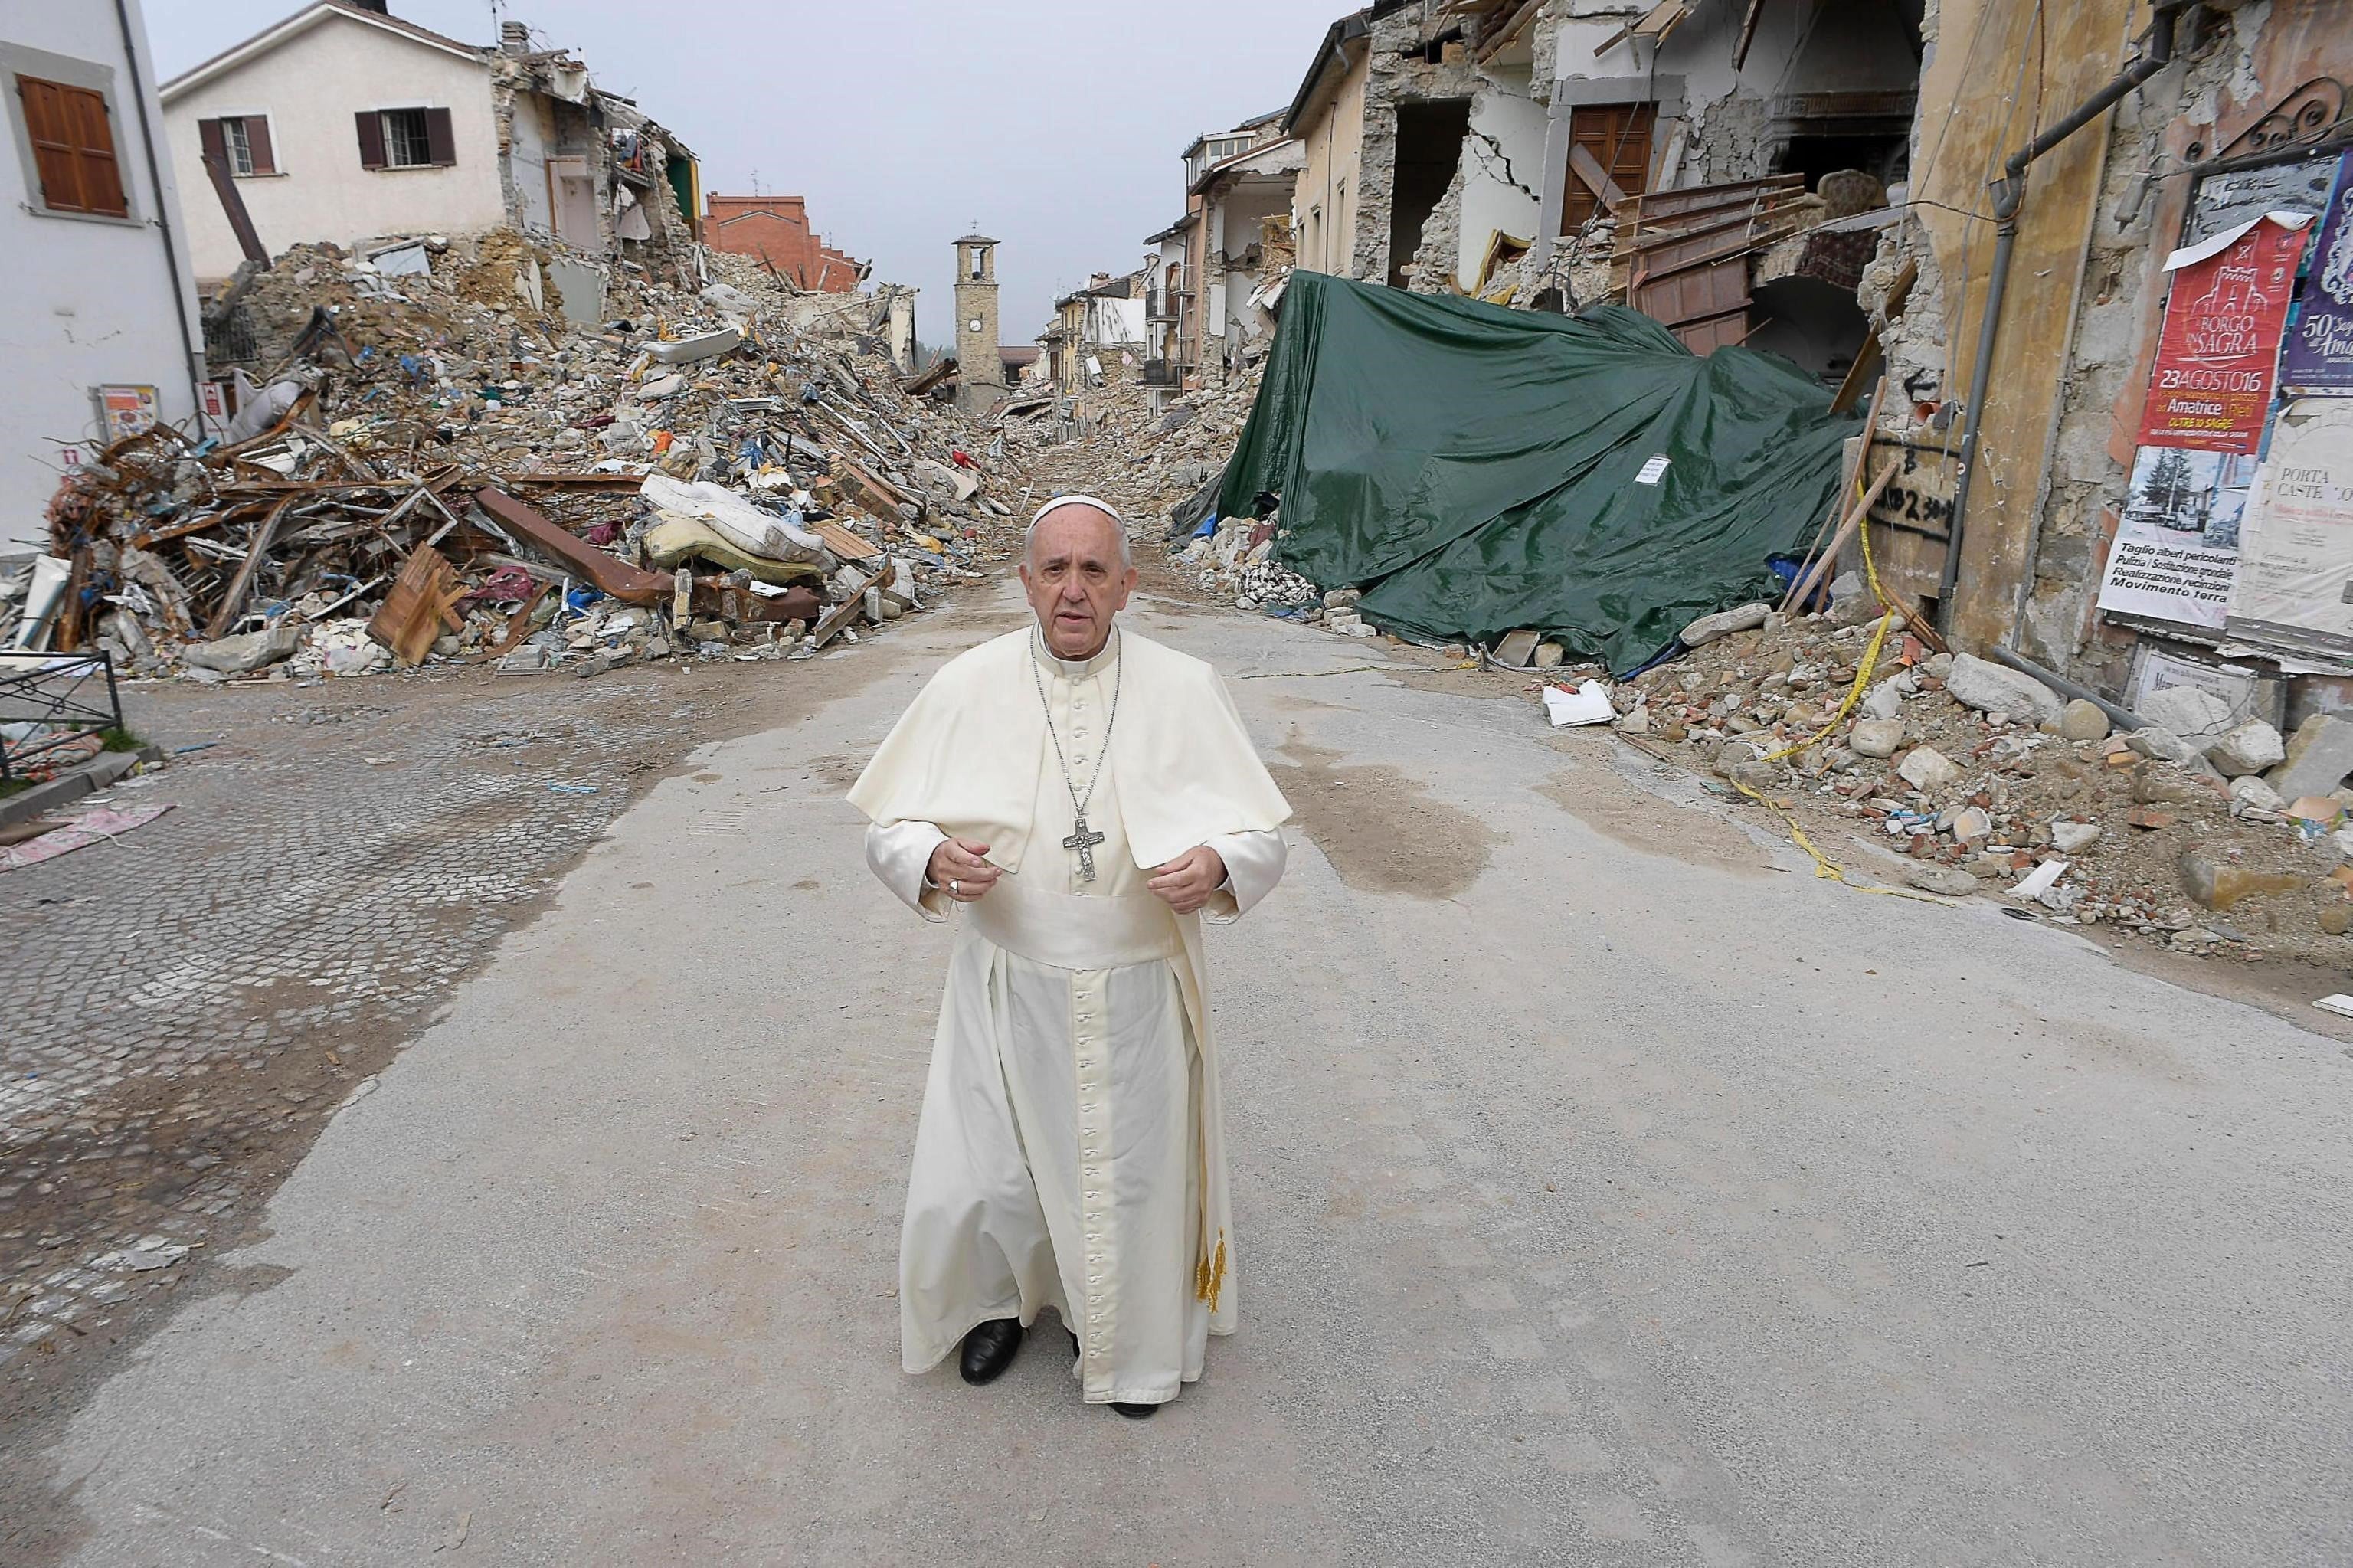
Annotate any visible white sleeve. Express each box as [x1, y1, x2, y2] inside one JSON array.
[[1200, 828, 1286, 924], [866, 819, 951, 922]]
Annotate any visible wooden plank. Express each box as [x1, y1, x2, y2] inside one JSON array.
[[1634, 254, 1751, 329], [506, 471, 649, 489], [1731, 0, 1768, 70], [204, 494, 296, 638], [472, 487, 673, 605], [488, 579, 551, 657], [365, 543, 464, 666], [1568, 143, 1630, 212], [810, 517, 885, 562], [1476, 0, 1544, 62], [809, 565, 891, 650]]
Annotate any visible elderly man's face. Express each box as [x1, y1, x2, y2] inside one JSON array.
[[1019, 506, 1137, 660]]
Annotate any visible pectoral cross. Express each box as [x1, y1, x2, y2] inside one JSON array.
[[1063, 812, 1106, 882]]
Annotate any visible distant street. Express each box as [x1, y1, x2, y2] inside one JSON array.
[[15, 578, 2351, 1567]]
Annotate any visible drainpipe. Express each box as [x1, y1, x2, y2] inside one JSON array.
[[1936, 0, 2192, 638], [112, 0, 208, 423]]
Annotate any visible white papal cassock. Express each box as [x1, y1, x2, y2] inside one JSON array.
[[851, 624, 1289, 1406]]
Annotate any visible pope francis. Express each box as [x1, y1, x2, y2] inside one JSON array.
[[849, 494, 1290, 1419]]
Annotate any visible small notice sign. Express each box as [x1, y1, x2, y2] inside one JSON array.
[[93, 384, 160, 444], [1634, 455, 1671, 485]]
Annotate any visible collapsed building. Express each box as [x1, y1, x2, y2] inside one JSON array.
[[1154, 0, 2351, 738], [162, 2, 705, 310], [703, 193, 869, 293]]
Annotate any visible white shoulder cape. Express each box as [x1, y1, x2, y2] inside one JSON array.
[[846, 626, 1291, 871]]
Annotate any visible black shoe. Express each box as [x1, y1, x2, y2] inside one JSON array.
[[1066, 1330, 1080, 1357], [1111, 1400, 1157, 1419], [959, 1318, 1023, 1385]]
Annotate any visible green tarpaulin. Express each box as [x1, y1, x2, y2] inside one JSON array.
[[1216, 271, 1859, 675]]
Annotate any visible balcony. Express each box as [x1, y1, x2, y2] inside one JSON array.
[[1141, 358, 1180, 387]]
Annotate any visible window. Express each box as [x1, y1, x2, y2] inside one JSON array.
[[382, 108, 430, 166], [198, 114, 275, 177], [16, 74, 126, 217], [355, 106, 455, 170]]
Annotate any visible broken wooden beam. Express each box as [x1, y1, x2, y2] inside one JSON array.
[[204, 494, 298, 639], [808, 565, 891, 650], [471, 487, 673, 605]]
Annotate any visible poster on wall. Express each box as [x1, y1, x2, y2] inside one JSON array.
[[2279, 152, 2353, 395], [92, 385, 159, 444], [2094, 444, 2258, 630], [2188, 152, 2342, 242], [2136, 213, 2312, 452], [2224, 399, 2353, 656]]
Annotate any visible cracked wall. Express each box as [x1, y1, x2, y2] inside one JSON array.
[[1350, 2, 1482, 285]]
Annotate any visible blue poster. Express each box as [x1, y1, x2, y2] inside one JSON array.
[[2282, 150, 2353, 394]]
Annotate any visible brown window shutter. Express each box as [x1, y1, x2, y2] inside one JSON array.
[[20, 77, 84, 210], [424, 106, 455, 166], [244, 115, 274, 175], [65, 83, 126, 215], [355, 109, 385, 169], [198, 116, 226, 170]]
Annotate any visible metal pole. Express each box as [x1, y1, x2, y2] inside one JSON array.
[[112, 0, 208, 421]]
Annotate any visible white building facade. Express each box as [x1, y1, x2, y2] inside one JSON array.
[[2, 0, 205, 555], [159, 2, 503, 281]]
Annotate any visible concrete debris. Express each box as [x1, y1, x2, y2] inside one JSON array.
[[1680, 603, 1772, 647], [2058, 699, 2111, 743], [35, 235, 1019, 683], [1604, 598, 2353, 963], [1896, 745, 1962, 791], [2206, 720, 2285, 778], [1848, 718, 1904, 758], [2139, 686, 2237, 749], [2268, 714, 2353, 802], [1943, 654, 2063, 728], [180, 623, 303, 674]]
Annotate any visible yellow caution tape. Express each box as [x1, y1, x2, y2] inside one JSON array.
[[1720, 456, 1946, 902]]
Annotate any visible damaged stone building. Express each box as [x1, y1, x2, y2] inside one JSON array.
[[1871, 0, 2353, 732], [1252, 0, 2353, 727], [1139, 112, 1304, 392], [161, 0, 702, 304], [1039, 271, 1150, 392]]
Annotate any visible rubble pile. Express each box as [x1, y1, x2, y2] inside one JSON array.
[[1000, 365, 1264, 533], [1605, 598, 2353, 963], [21, 231, 1022, 683]]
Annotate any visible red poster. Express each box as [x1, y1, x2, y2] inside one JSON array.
[[2138, 215, 2310, 453]]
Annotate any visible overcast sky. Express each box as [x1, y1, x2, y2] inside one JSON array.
[[146, 0, 1343, 345]]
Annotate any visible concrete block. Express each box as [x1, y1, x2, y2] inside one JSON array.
[[2269, 713, 2353, 801]]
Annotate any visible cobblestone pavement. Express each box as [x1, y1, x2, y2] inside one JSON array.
[[0, 653, 839, 1438]]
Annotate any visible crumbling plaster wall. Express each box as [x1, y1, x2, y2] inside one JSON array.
[[1866, 0, 2139, 655], [1350, 1, 1482, 284], [1407, 57, 1549, 293]]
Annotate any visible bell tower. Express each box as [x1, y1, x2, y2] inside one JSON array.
[[953, 232, 1003, 414]]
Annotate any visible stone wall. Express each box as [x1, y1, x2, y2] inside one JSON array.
[[1350, 1, 1483, 284]]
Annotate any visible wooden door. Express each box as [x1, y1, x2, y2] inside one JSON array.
[[1562, 103, 1656, 231]]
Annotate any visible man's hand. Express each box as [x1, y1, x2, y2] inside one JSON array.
[[927, 837, 1000, 902], [1148, 845, 1226, 914]]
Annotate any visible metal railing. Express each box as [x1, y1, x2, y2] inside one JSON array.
[[0, 650, 123, 784]]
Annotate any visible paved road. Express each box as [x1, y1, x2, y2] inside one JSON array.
[[31, 585, 2352, 1566]]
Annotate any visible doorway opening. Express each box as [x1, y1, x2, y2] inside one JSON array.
[[1389, 98, 1472, 288]]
